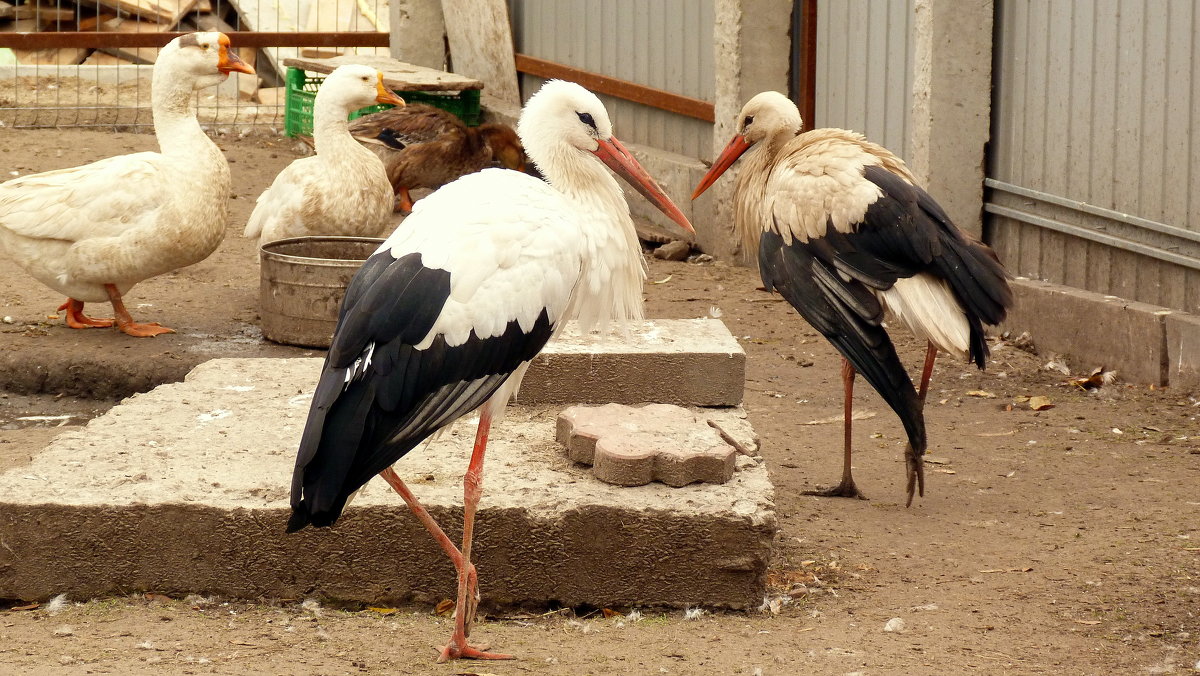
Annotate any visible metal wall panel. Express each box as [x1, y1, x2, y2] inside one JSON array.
[[814, 0, 913, 161], [509, 0, 715, 159], [989, 0, 1200, 313]]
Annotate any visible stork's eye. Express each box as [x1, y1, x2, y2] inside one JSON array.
[[743, 115, 754, 128], [577, 112, 597, 130]]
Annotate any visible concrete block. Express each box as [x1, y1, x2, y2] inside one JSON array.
[[523, 319, 746, 407], [0, 358, 775, 609], [1166, 313, 1200, 392], [557, 403, 756, 487], [1001, 278, 1169, 385]]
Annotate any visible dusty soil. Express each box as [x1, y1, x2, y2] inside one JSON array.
[[1, 128, 1199, 675]]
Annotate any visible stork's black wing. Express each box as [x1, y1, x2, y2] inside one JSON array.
[[287, 250, 555, 531]]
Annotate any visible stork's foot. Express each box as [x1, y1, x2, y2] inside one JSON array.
[[803, 480, 867, 500], [436, 637, 513, 663], [904, 445, 926, 507], [57, 299, 114, 329]]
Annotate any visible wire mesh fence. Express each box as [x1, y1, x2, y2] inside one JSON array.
[[0, 0, 389, 130]]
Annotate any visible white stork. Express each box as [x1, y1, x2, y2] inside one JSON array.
[[287, 80, 694, 662], [692, 91, 1012, 506]]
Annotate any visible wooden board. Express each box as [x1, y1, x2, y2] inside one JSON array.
[[14, 47, 90, 65], [255, 85, 287, 106], [0, 1, 13, 20], [283, 54, 482, 92], [82, 51, 135, 66], [89, 0, 199, 27], [299, 0, 389, 59], [223, 0, 307, 77], [440, 0, 517, 104], [97, 16, 167, 65], [12, 4, 75, 21]]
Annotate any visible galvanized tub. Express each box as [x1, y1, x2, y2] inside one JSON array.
[[259, 236, 385, 348]]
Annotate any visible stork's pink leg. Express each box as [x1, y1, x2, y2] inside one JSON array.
[[437, 408, 512, 663], [917, 341, 938, 405], [804, 358, 866, 500], [378, 467, 464, 569], [57, 298, 115, 329], [904, 342, 937, 506], [104, 284, 174, 337]]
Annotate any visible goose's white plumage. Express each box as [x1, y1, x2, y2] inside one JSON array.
[[0, 32, 253, 336], [694, 90, 1012, 505], [287, 80, 693, 663], [244, 65, 404, 244]]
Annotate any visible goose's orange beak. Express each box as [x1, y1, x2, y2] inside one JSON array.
[[216, 33, 255, 76], [593, 135, 694, 234], [691, 134, 752, 200], [375, 73, 406, 107]]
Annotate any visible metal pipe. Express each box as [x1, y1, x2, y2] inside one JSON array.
[[985, 203, 1200, 272], [985, 178, 1200, 246]]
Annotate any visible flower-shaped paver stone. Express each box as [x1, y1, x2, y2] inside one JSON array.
[[556, 403, 738, 487]]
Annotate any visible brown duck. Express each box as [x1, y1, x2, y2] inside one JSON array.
[[348, 103, 529, 213]]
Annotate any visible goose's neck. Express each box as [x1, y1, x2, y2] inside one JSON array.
[[151, 68, 216, 157], [313, 102, 367, 157]]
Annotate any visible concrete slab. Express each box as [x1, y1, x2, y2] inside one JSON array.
[[521, 319, 746, 407], [1001, 278, 1169, 385], [0, 358, 775, 609], [1166, 313, 1200, 392]]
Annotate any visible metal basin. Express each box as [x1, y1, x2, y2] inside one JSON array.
[[258, 236, 384, 348]]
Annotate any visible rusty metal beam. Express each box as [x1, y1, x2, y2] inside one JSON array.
[[0, 32, 390, 49], [514, 53, 714, 123], [791, 0, 817, 131]]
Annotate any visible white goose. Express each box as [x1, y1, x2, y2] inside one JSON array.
[[243, 65, 405, 245], [0, 32, 254, 337]]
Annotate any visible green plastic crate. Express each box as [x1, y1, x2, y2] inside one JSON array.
[[283, 67, 482, 137]]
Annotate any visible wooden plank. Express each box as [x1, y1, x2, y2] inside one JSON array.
[[440, 0, 518, 105], [222, 0, 306, 78], [0, 31, 391, 49], [12, 4, 75, 21], [99, 16, 168, 65], [82, 50, 135, 66], [255, 85, 287, 105], [515, 53, 715, 123], [88, 0, 199, 26], [14, 46, 90, 65], [283, 54, 482, 91], [0, 1, 13, 20], [301, 0, 348, 59]]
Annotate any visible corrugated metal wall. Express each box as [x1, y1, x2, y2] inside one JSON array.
[[988, 0, 1200, 313], [508, 0, 715, 159], [813, 0, 914, 161]]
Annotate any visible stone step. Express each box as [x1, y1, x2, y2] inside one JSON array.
[[0, 358, 774, 609]]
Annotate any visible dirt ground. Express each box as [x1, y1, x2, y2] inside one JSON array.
[[0, 128, 1198, 675]]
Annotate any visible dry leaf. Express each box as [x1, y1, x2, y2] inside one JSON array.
[[1029, 395, 1054, 411], [803, 411, 876, 425], [9, 602, 39, 611], [1073, 619, 1101, 625], [651, 275, 672, 284], [367, 606, 398, 616], [601, 608, 622, 618], [923, 456, 951, 465], [1013, 396, 1031, 403], [977, 430, 1016, 437], [144, 593, 172, 603], [966, 390, 996, 398], [937, 469, 957, 474], [1068, 366, 1117, 390], [434, 599, 455, 616]]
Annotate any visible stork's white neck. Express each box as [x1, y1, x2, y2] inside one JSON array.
[[538, 145, 646, 334]]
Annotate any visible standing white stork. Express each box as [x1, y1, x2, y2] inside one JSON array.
[[692, 91, 1012, 505], [286, 80, 694, 662]]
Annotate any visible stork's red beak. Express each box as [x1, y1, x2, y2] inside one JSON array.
[[593, 136, 694, 234], [691, 134, 753, 200]]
